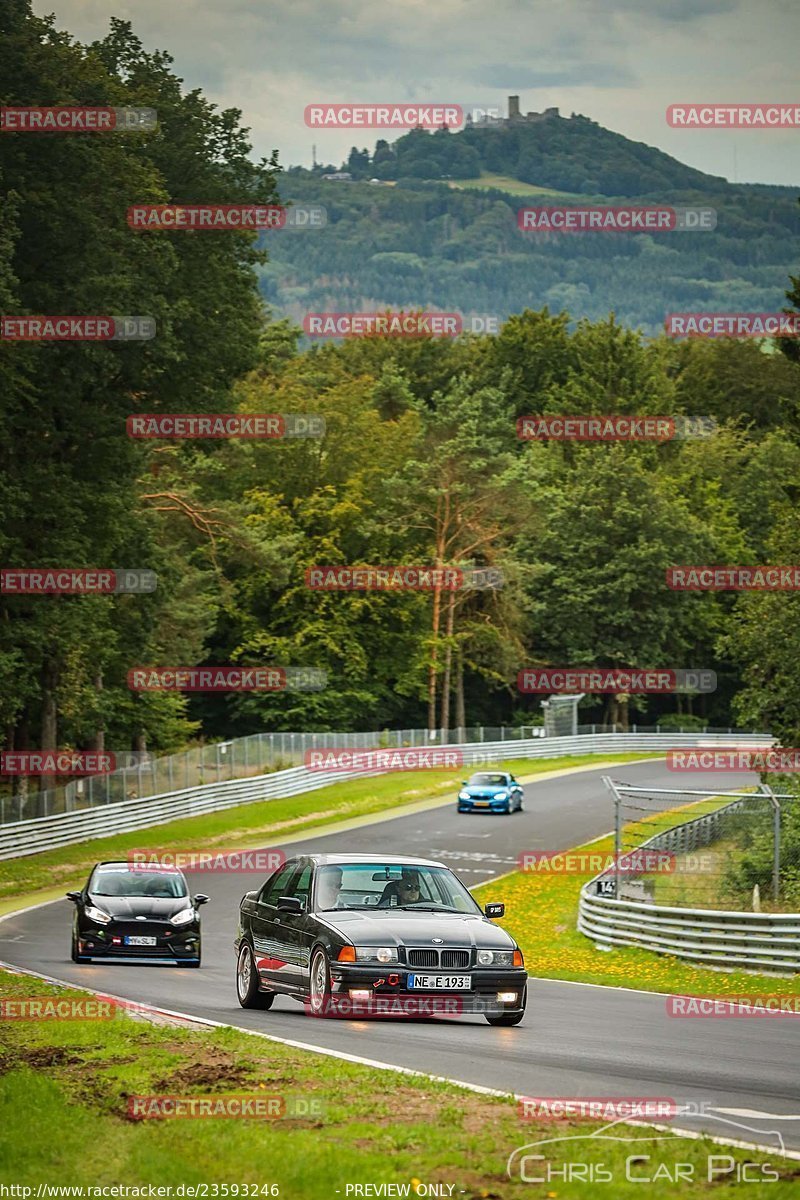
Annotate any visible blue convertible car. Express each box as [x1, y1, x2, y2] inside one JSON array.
[[457, 771, 524, 815]]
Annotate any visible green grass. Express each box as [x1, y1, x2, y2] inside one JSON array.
[[475, 796, 800, 997], [0, 969, 794, 1197], [0, 753, 654, 910], [448, 172, 592, 199]]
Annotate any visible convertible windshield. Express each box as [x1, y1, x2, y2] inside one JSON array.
[[90, 867, 188, 899], [468, 773, 508, 786], [314, 862, 482, 914]]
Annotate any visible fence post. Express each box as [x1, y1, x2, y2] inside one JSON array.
[[603, 776, 624, 899], [759, 783, 781, 904]]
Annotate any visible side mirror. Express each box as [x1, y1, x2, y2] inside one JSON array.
[[484, 902, 505, 919], [65, 891, 81, 903], [193, 894, 209, 906], [277, 895, 304, 914], [461, 780, 467, 786]]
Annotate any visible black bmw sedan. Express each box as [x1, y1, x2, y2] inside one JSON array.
[[235, 853, 527, 1025], [67, 861, 208, 966]]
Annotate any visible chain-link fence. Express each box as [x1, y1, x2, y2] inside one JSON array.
[[602, 778, 798, 913], [0, 721, 755, 825]]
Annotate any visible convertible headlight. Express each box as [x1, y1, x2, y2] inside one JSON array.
[[477, 949, 514, 967], [170, 907, 196, 927], [493, 791, 509, 801], [84, 905, 112, 925], [355, 947, 398, 963], [458, 791, 471, 800]]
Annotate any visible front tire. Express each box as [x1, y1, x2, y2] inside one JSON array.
[[236, 942, 274, 1008], [308, 947, 332, 1017]]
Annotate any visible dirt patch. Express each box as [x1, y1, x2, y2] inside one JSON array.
[[14, 1046, 85, 1068]]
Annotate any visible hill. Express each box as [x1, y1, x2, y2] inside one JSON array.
[[264, 112, 800, 336]]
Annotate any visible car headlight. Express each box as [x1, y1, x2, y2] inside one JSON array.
[[493, 791, 509, 801], [476, 949, 514, 967], [84, 905, 112, 925], [354, 947, 398, 963], [170, 907, 196, 927], [458, 791, 471, 800]]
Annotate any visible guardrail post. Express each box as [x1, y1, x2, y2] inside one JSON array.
[[759, 782, 781, 904]]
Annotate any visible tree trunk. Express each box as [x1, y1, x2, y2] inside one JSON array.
[[40, 659, 58, 749], [88, 672, 105, 751], [439, 591, 456, 737], [455, 645, 466, 733]]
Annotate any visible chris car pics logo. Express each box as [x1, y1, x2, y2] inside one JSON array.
[[507, 1114, 785, 1184]]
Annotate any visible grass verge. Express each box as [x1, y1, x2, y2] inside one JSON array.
[[475, 796, 800, 998], [0, 968, 795, 1197], [0, 753, 654, 910]]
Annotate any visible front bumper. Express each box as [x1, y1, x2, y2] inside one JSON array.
[[457, 796, 510, 813], [328, 964, 528, 1017], [76, 920, 200, 961]]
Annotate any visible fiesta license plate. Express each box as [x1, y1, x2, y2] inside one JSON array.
[[407, 974, 471, 990], [124, 935, 157, 946]]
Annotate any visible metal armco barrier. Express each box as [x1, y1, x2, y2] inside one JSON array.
[[578, 777, 799, 974], [578, 889, 800, 974], [0, 731, 770, 860]]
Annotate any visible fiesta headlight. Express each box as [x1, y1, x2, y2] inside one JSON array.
[[493, 791, 509, 801], [459, 791, 471, 800], [170, 907, 195, 927], [477, 949, 514, 967], [84, 905, 112, 925], [355, 947, 398, 963]]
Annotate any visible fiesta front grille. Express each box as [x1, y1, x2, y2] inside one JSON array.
[[407, 948, 470, 968]]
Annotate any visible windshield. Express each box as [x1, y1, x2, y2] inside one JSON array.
[[90, 866, 188, 899], [314, 862, 482, 914], [468, 773, 508, 786]]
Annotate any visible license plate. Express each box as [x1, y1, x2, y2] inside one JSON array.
[[407, 974, 471, 990], [474, 800, 489, 807], [124, 935, 157, 946]]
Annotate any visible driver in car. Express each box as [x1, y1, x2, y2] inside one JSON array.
[[315, 866, 344, 910], [378, 867, 421, 907]]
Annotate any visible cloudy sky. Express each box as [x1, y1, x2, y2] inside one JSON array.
[[35, 0, 800, 185]]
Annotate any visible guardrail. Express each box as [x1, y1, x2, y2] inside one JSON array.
[[578, 780, 799, 974], [0, 731, 770, 861]]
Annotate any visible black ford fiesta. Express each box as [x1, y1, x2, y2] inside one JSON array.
[[67, 861, 208, 966], [235, 853, 527, 1025]]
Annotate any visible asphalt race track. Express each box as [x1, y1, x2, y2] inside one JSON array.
[[2, 759, 798, 1156]]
